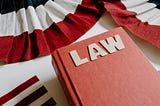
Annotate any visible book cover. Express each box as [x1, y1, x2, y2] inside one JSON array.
[[52, 27, 160, 106]]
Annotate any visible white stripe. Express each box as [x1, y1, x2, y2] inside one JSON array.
[[121, 0, 160, 26], [0, 0, 82, 36], [148, 11, 160, 25], [44, 0, 69, 23], [125, 2, 156, 14], [26, 6, 43, 33], [136, 8, 159, 22], [121, 0, 148, 8], [0, 12, 16, 36], [35, 5, 53, 30], [15, 8, 29, 35], [54, 0, 81, 13]]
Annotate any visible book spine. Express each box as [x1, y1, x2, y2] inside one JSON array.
[[52, 50, 80, 106]]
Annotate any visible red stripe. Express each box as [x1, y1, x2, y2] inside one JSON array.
[[15, 86, 47, 106], [0, 76, 39, 105], [0, 0, 103, 63], [0, 36, 13, 62], [104, 0, 160, 48], [7, 30, 50, 63], [41, 98, 56, 106]]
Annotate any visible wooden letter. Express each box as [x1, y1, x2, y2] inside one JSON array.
[[88, 43, 107, 61], [69, 50, 89, 66], [100, 34, 125, 53]]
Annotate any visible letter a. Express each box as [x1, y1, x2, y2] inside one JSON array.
[[88, 43, 107, 61]]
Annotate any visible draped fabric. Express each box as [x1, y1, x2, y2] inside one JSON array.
[[0, 0, 103, 63], [1, 0, 160, 63], [104, 0, 160, 48]]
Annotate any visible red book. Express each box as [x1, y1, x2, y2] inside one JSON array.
[[52, 27, 160, 106]]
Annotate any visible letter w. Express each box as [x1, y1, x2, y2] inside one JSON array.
[[99, 34, 125, 53]]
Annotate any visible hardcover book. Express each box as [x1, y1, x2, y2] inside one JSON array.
[[52, 27, 160, 106]]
